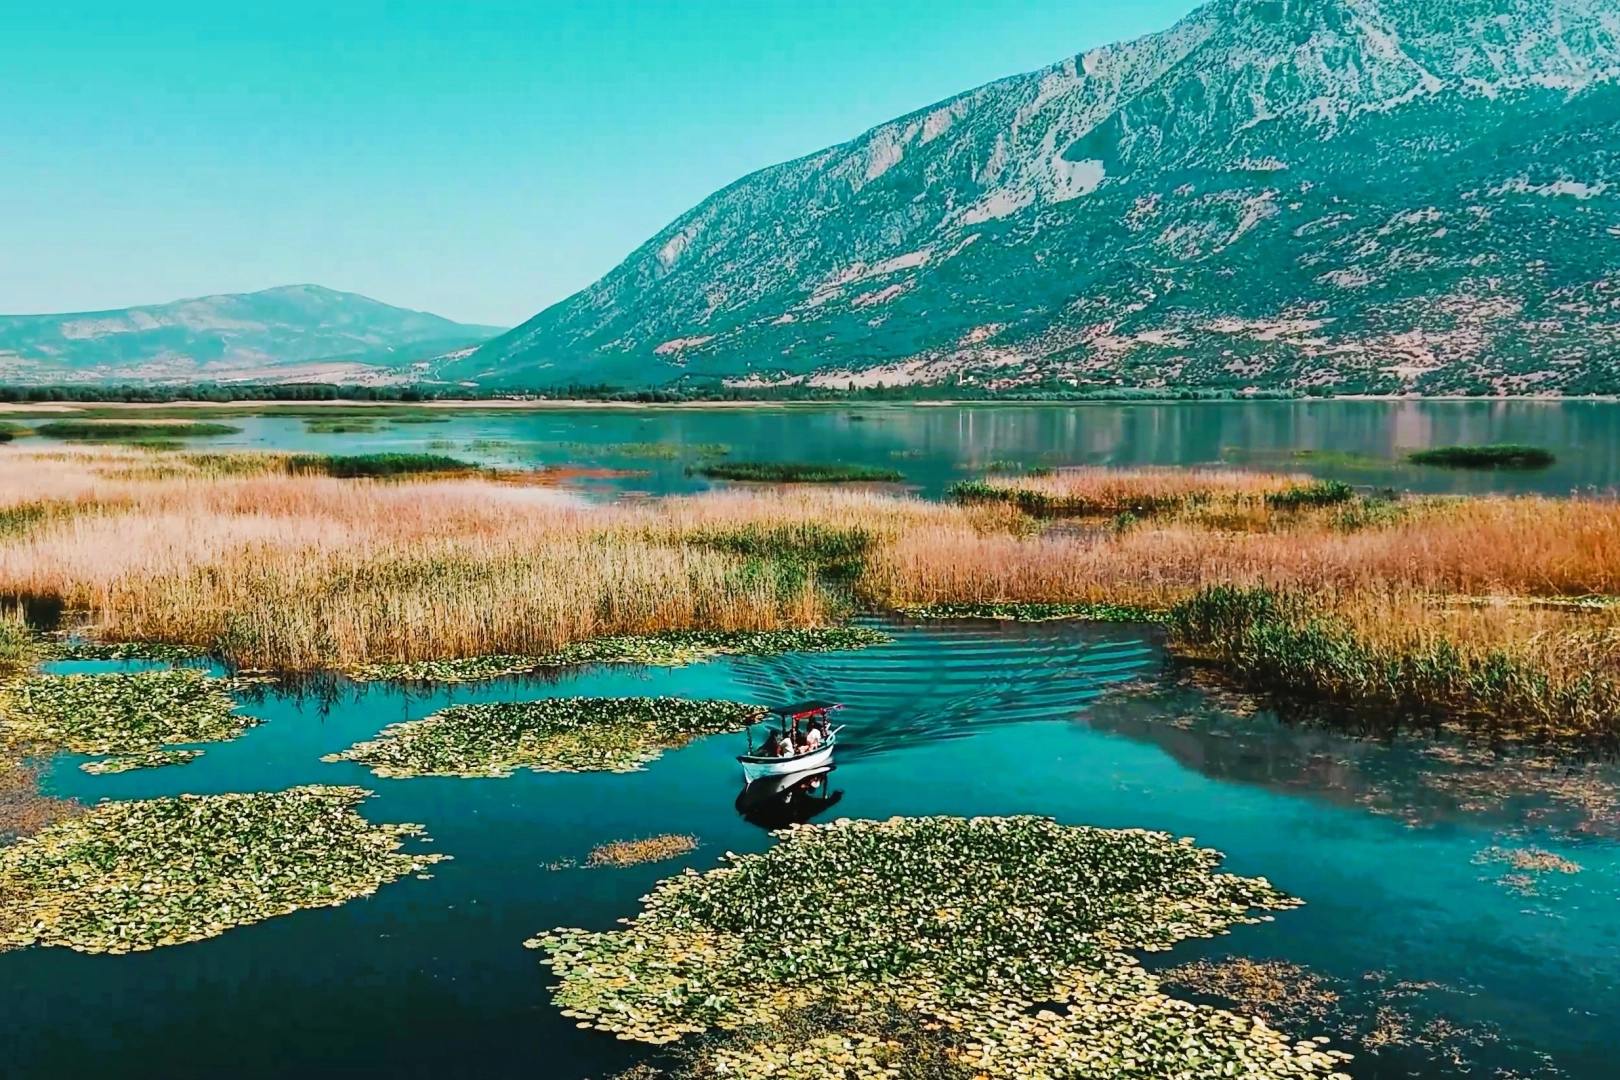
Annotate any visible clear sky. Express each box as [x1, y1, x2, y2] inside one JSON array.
[[4, 1, 1201, 327]]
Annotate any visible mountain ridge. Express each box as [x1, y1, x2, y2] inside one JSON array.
[[456, 0, 1620, 395], [0, 285, 503, 385]]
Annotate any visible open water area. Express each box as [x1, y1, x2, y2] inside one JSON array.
[[27, 398, 1620, 497], [4, 620, 1619, 1079]]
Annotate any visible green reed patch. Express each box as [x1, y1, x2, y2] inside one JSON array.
[[303, 418, 382, 434], [897, 601, 1161, 623], [1264, 480, 1355, 509], [79, 749, 205, 775], [686, 522, 875, 581], [1408, 444, 1556, 469], [0, 670, 256, 768], [947, 479, 1181, 517], [1165, 585, 1620, 739], [343, 626, 891, 683], [0, 785, 445, 954], [34, 421, 240, 441], [530, 815, 1347, 1079], [386, 414, 450, 424], [283, 452, 478, 479], [692, 461, 904, 483], [325, 697, 766, 777]]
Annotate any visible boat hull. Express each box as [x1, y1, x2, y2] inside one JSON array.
[[738, 739, 835, 783]]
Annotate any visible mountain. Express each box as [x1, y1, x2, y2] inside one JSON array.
[[0, 285, 504, 385], [456, 0, 1620, 396]]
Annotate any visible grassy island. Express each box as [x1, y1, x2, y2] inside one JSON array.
[[1408, 444, 1556, 469]]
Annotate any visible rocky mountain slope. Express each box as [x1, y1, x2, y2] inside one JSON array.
[[0, 285, 503, 385], [457, 0, 1620, 395]]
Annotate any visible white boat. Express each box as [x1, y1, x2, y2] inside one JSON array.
[[737, 700, 844, 784]]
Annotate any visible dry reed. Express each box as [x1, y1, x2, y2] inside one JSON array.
[[5, 446, 1620, 720]]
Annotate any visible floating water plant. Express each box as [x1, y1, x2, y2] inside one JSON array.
[[39, 640, 207, 663], [529, 815, 1350, 1079], [326, 697, 766, 776], [897, 601, 1160, 622], [343, 627, 890, 683], [1407, 444, 1556, 469], [0, 669, 256, 770], [586, 834, 699, 868], [79, 749, 205, 775], [0, 785, 445, 954], [693, 462, 904, 483]]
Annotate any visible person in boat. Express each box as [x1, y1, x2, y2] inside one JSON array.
[[803, 722, 823, 752], [760, 729, 783, 757]]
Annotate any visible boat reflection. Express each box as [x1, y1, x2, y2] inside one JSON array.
[[735, 766, 844, 831]]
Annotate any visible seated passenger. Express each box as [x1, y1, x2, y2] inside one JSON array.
[[804, 725, 823, 751]]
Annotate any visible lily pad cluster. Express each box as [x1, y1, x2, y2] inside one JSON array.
[[897, 602, 1160, 623], [79, 749, 206, 775], [325, 697, 767, 777], [344, 627, 891, 683], [0, 785, 445, 954], [530, 815, 1350, 1079], [39, 640, 207, 663], [0, 669, 257, 771]]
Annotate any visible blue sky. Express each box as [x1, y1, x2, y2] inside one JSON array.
[[4, 1, 1200, 326]]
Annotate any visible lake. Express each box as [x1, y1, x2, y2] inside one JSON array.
[[24, 398, 1620, 497], [4, 619, 1616, 1079]]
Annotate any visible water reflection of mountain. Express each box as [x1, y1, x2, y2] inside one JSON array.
[[1083, 686, 1620, 841], [735, 767, 844, 831], [728, 621, 1161, 760]]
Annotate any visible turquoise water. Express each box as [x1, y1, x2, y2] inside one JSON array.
[[29, 399, 1620, 498], [4, 621, 1618, 1078]]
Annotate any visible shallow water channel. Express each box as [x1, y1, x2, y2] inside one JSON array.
[[4, 620, 1618, 1079]]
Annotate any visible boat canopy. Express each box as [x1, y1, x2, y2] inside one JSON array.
[[766, 700, 843, 719]]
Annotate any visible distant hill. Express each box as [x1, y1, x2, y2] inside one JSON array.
[[0, 285, 504, 385], [455, 0, 1620, 396]]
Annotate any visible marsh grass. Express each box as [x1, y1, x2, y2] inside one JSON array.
[[950, 467, 1317, 518], [1165, 586, 1620, 740], [586, 834, 699, 868], [5, 447, 1620, 736], [1409, 444, 1556, 469], [35, 421, 239, 442], [283, 452, 477, 478]]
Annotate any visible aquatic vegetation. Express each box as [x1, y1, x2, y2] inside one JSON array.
[[685, 523, 875, 580], [386, 414, 450, 424], [0, 669, 255, 761], [343, 627, 889, 683], [1264, 480, 1355, 509], [948, 467, 1304, 517], [530, 815, 1348, 1079], [1409, 444, 1556, 469], [897, 601, 1159, 622], [303, 418, 381, 434], [79, 749, 205, 774], [586, 834, 699, 868], [0, 785, 444, 954], [325, 697, 766, 776], [1159, 959, 1522, 1076], [34, 421, 240, 442], [1164, 586, 1620, 739], [40, 639, 207, 663], [694, 462, 905, 483], [283, 452, 477, 478]]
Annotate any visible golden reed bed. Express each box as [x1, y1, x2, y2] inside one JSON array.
[[4, 448, 1620, 707]]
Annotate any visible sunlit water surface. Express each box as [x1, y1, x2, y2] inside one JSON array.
[[3, 621, 1617, 1079], [29, 398, 1620, 498]]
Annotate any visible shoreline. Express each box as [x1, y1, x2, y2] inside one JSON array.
[[1, 394, 1616, 415]]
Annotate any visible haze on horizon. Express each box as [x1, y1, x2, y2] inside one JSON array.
[[4, 0, 1201, 327]]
